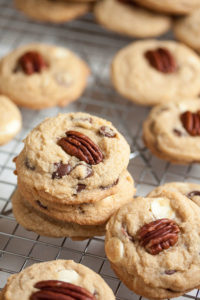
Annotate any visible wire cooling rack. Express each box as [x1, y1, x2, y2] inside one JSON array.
[[0, 0, 200, 299]]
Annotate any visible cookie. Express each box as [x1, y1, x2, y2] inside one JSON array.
[[105, 189, 200, 299], [111, 40, 200, 106], [0, 44, 90, 109], [174, 9, 200, 52], [15, 0, 91, 23], [94, 0, 171, 38], [12, 189, 106, 239], [18, 170, 135, 225], [15, 112, 130, 205], [148, 182, 200, 207], [134, 0, 200, 15], [1, 260, 115, 300], [143, 99, 200, 164], [0, 95, 22, 145]]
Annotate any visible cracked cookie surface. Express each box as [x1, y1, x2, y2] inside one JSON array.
[[1, 260, 115, 300], [111, 40, 200, 106], [105, 190, 200, 299], [15, 112, 130, 205], [143, 98, 200, 163], [0, 44, 90, 109]]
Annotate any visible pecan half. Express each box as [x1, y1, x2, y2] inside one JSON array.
[[138, 218, 180, 255], [58, 131, 103, 165], [30, 280, 96, 300], [145, 48, 177, 74], [17, 51, 48, 75], [180, 110, 200, 136], [187, 190, 200, 198]]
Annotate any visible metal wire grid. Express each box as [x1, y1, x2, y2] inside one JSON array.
[[0, 0, 200, 299]]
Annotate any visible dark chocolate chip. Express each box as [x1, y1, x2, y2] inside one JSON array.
[[100, 178, 119, 190], [173, 129, 182, 137], [99, 126, 116, 138], [78, 206, 85, 214], [52, 162, 71, 179], [25, 158, 35, 171], [36, 200, 47, 210], [165, 270, 176, 275], [187, 190, 200, 198], [77, 184, 86, 193]]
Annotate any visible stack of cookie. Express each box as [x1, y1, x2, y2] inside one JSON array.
[[13, 112, 135, 240]]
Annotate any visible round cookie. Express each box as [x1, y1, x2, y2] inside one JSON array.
[[0, 44, 90, 109], [105, 190, 200, 299], [15, 112, 130, 205], [19, 170, 135, 225], [174, 9, 200, 52], [143, 99, 200, 164], [148, 182, 200, 207], [111, 40, 200, 106], [1, 260, 115, 300], [12, 189, 106, 239], [133, 0, 200, 15], [0, 96, 22, 145], [94, 0, 171, 38], [14, 0, 91, 23]]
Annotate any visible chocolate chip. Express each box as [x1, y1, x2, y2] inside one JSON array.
[[36, 200, 47, 210], [72, 163, 93, 179], [99, 126, 116, 138], [78, 206, 85, 214], [173, 129, 182, 136], [165, 270, 176, 275], [77, 184, 86, 193], [25, 158, 35, 171], [187, 191, 200, 198], [52, 162, 71, 179], [100, 178, 119, 190]]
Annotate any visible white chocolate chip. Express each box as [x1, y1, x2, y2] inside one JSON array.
[[0, 119, 21, 135], [56, 269, 80, 284], [54, 48, 70, 58], [105, 237, 124, 263], [151, 197, 175, 219], [54, 72, 73, 87]]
